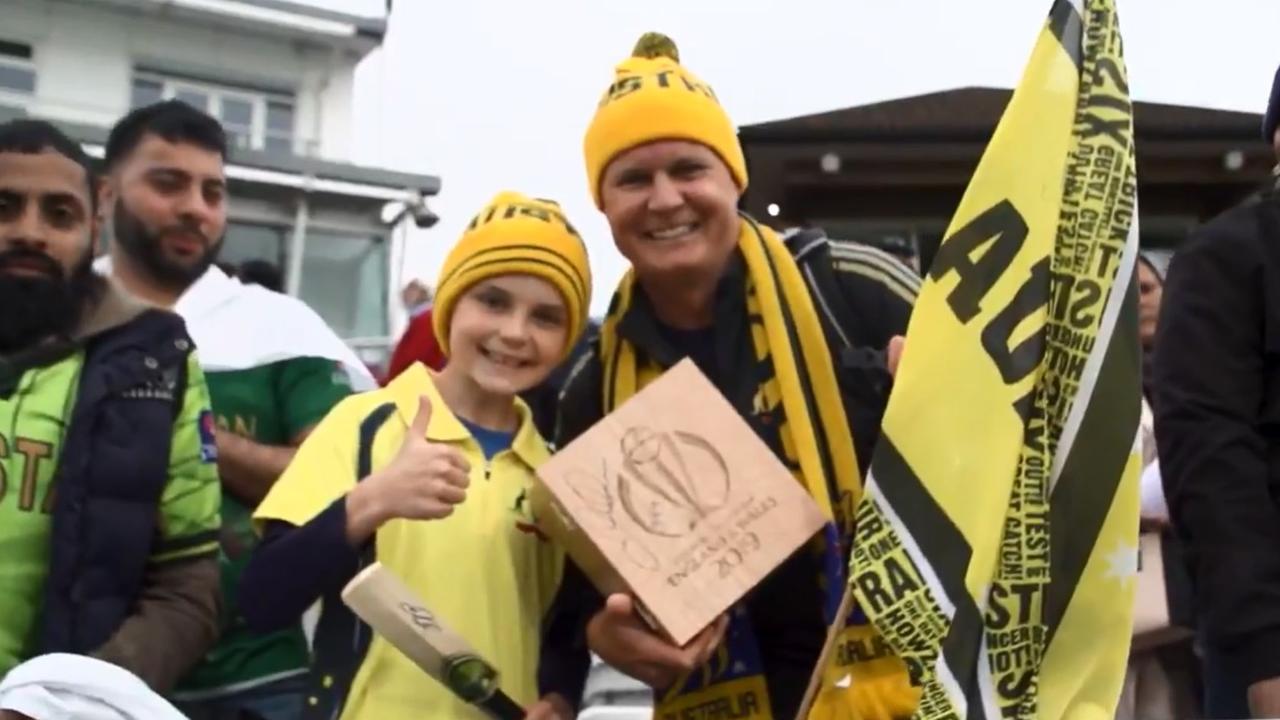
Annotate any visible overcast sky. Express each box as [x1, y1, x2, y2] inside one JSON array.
[[323, 0, 1278, 316]]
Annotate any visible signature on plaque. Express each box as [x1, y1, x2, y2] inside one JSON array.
[[561, 426, 733, 573], [565, 457, 661, 571]]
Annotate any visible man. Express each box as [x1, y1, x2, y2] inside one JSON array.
[[1118, 253, 1202, 720], [0, 119, 221, 691], [400, 278, 432, 318], [1153, 63, 1280, 719], [383, 279, 440, 382], [534, 33, 917, 720], [384, 291, 446, 381], [100, 100, 373, 720], [869, 234, 920, 275], [236, 259, 283, 293]]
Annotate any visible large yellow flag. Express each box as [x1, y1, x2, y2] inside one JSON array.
[[847, 0, 1141, 718]]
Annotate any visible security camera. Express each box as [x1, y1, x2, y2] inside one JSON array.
[[380, 196, 439, 229], [409, 202, 439, 229]]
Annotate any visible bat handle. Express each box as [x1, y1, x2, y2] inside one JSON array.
[[478, 689, 526, 720]]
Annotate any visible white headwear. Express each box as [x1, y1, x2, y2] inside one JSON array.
[[0, 654, 186, 720]]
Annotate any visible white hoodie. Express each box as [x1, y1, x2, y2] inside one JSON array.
[[94, 258, 376, 391]]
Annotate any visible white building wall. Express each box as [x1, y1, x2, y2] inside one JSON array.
[[3, 0, 361, 162], [317, 56, 359, 160], [2, 0, 401, 358]]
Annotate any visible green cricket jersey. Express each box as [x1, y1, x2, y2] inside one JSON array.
[[174, 357, 353, 698], [0, 351, 221, 677]]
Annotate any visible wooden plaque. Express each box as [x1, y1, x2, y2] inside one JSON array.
[[532, 359, 827, 646]]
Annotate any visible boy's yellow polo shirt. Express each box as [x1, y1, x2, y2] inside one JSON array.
[[255, 362, 564, 719]]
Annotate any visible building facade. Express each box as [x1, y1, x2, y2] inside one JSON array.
[[739, 87, 1273, 272], [2, 0, 440, 371]]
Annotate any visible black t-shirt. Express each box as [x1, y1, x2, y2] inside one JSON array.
[[654, 322, 717, 377]]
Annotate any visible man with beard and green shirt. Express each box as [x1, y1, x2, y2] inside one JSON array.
[[0, 118, 221, 691], [99, 101, 376, 720]]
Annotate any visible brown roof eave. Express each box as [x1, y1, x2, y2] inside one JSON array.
[[739, 125, 1265, 145]]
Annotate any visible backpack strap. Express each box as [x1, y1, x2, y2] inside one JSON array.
[[782, 228, 892, 395], [303, 402, 398, 720]]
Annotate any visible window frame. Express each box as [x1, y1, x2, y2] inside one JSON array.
[[296, 226, 390, 341], [219, 219, 391, 341], [131, 71, 296, 154], [0, 39, 37, 108]]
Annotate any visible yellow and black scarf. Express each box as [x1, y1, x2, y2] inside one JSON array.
[[599, 215, 917, 720]]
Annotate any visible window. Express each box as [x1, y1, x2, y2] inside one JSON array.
[[0, 40, 35, 110], [264, 100, 294, 154], [131, 73, 295, 154], [222, 222, 287, 269], [130, 77, 163, 108], [298, 231, 388, 341], [219, 95, 255, 150], [221, 222, 389, 342]]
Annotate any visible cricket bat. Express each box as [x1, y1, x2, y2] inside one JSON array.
[[341, 563, 525, 720]]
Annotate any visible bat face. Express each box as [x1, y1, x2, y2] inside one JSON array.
[[343, 564, 510, 711]]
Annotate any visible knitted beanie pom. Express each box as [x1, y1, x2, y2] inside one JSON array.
[[632, 32, 679, 62]]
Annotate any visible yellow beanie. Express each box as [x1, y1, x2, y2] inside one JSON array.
[[583, 32, 748, 208], [433, 191, 592, 361]]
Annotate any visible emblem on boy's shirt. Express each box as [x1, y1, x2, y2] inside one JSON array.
[[512, 488, 549, 542], [750, 387, 779, 427]]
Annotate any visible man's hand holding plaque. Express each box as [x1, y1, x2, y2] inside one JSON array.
[[587, 594, 731, 689], [533, 360, 828, 686]]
